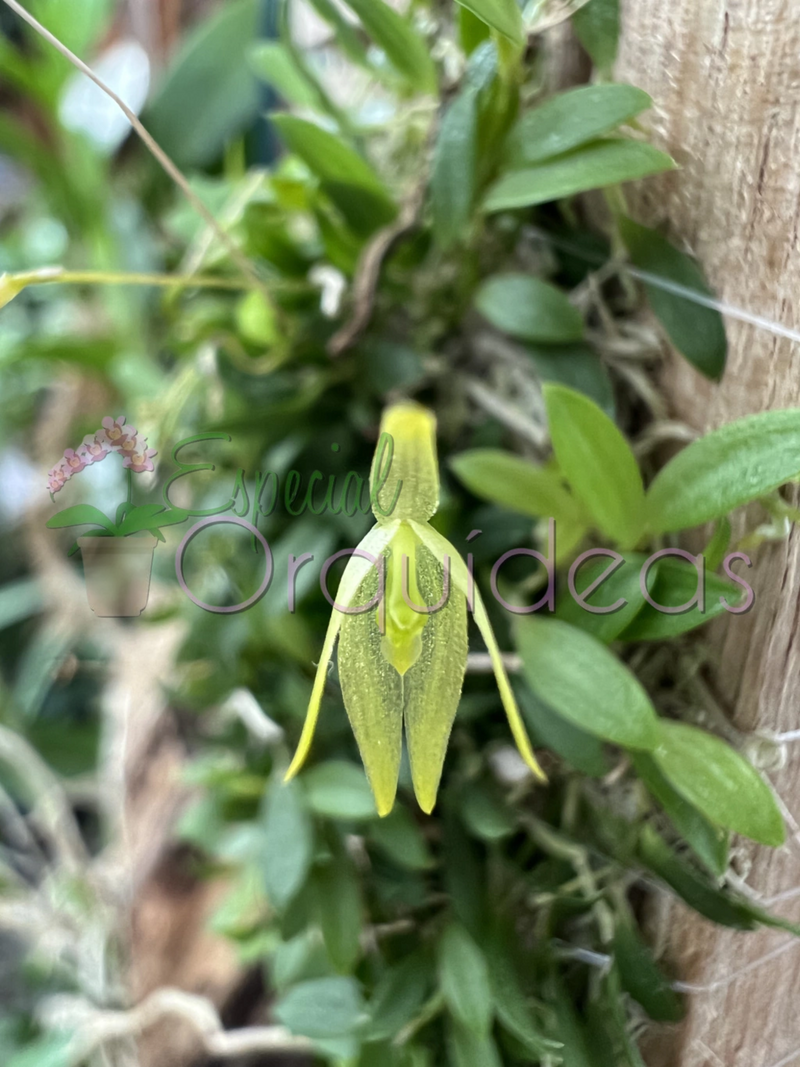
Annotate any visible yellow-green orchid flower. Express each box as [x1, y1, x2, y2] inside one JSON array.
[[285, 401, 547, 815]]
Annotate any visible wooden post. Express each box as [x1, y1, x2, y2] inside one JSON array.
[[616, 3, 800, 1064]]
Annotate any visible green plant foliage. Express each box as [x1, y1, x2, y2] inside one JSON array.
[[2, 0, 798, 1063], [475, 274, 585, 342], [505, 84, 652, 166], [620, 216, 728, 379], [572, 0, 621, 70], [485, 140, 674, 211], [545, 384, 645, 548], [647, 407, 800, 531]]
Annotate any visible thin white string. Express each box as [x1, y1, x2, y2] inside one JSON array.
[[526, 226, 800, 347]]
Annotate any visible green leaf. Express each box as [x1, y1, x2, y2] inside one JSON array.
[[652, 720, 785, 846], [506, 85, 651, 166], [261, 779, 314, 910], [554, 553, 649, 643], [460, 782, 516, 841], [303, 761, 379, 821], [341, 0, 437, 93], [146, 0, 260, 168], [314, 846, 363, 972], [432, 87, 479, 248], [274, 976, 366, 1038], [544, 383, 645, 548], [459, 5, 491, 53], [548, 974, 594, 1067], [368, 807, 434, 870], [367, 951, 432, 1042], [620, 216, 727, 380], [631, 752, 728, 876], [453, 0, 523, 44], [450, 449, 585, 525], [272, 114, 397, 236], [619, 557, 745, 641], [572, 0, 620, 70], [249, 42, 319, 108], [475, 274, 584, 342], [306, 0, 372, 69], [636, 824, 765, 930], [447, 1018, 503, 1067], [46, 504, 117, 532], [516, 683, 609, 777], [486, 931, 563, 1058], [646, 408, 800, 533], [117, 504, 189, 537], [485, 140, 674, 211], [438, 922, 493, 1036], [516, 617, 659, 749], [527, 342, 615, 417], [613, 918, 684, 1022]]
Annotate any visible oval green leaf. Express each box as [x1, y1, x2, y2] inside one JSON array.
[[506, 84, 651, 167], [438, 922, 494, 1036], [646, 407, 800, 533], [515, 617, 659, 749], [620, 216, 727, 381], [432, 86, 479, 248], [342, 0, 437, 93], [544, 383, 645, 548], [475, 274, 584, 343], [485, 140, 674, 212], [449, 449, 585, 525], [652, 720, 785, 846], [454, 0, 523, 44]]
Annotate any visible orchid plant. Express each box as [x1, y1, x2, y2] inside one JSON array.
[[46, 415, 187, 552]]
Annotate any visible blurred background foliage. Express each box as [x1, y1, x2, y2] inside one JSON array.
[[0, 0, 784, 1065]]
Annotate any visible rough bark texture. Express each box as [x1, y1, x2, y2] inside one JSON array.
[[616, 2, 800, 1065]]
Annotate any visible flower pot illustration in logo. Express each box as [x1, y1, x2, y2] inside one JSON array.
[[78, 534, 157, 617]]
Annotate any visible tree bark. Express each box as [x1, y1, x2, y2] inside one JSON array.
[[616, 3, 800, 1065]]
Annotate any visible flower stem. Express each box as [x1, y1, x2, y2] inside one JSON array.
[[127, 467, 133, 506], [6, 267, 251, 292]]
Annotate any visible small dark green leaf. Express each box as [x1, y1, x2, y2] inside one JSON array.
[[439, 922, 494, 1036], [249, 42, 319, 108], [342, 0, 437, 93], [274, 976, 365, 1038], [146, 0, 260, 168], [459, 5, 491, 53], [454, 0, 523, 44], [485, 140, 674, 211], [554, 553, 649, 643], [272, 114, 397, 235], [432, 87, 479, 248], [461, 782, 516, 841], [314, 847, 363, 972], [548, 974, 594, 1067], [475, 274, 584, 342], [613, 919, 684, 1022], [544, 383, 645, 548], [368, 807, 434, 870], [652, 721, 785, 846], [516, 617, 659, 750], [449, 449, 585, 525], [620, 216, 727, 380], [646, 408, 800, 533], [303, 760, 378, 821], [367, 951, 432, 1042], [447, 1017, 503, 1067], [515, 683, 609, 777], [636, 824, 761, 930], [631, 752, 729, 876], [506, 85, 651, 166], [527, 342, 615, 417], [619, 557, 745, 641], [572, 0, 620, 70], [261, 779, 314, 910], [487, 933, 563, 1058]]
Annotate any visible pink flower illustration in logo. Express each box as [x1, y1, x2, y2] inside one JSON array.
[[62, 448, 87, 475], [47, 465, 68, 494], [123, 446, 158, 473], [100, 415, 137, 449], [78, 434, 112, 465]]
